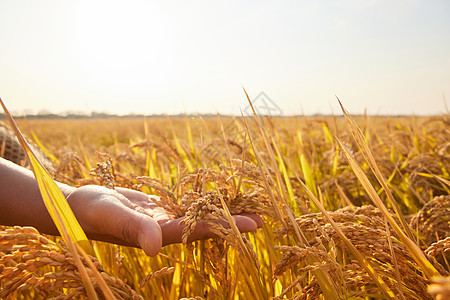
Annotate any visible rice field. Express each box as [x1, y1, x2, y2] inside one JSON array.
[[1, 111, 449, 299]]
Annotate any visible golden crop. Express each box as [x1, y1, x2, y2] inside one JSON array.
[[1, 113, 449, 299]]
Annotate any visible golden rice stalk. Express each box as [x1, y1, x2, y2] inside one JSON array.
[[425, 237, 450, 257], [240, 102, 340, 300], [134, 176, 184, 218], [139, 266, 175, 288], [202, 238, 231, 288], [275, 202, 446, 299], [54, 152, 88, 184], [90, 152, 116, 189], [215, 185, 268, 299], [179, 193, 236, 246], [336, 137, 441, 279], [179, 168, 229, 192], [0, 226, 142, 299], [337, 98, 414, 239], [273, 273, 307, 300], [292, 179, 395, 299], [135, 164, 277, 223], [411, 195, 450, 247]]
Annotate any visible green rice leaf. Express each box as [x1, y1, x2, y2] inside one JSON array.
[[30, 131, 59, 164], [300, 153, 318, 199], [185, 115, 196, 155], [322, 122, 334, 145], [173, 132, 195, 173]]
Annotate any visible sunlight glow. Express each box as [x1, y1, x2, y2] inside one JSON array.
[[70, 1, 177, 89], [0, 0, 448, 115]]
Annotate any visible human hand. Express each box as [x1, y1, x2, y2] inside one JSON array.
[[66, 185, 263, 256]]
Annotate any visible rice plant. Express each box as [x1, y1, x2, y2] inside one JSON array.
[[1, 102, 449, 299]]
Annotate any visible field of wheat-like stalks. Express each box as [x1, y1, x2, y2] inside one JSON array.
[[1, 113, 449, 299]]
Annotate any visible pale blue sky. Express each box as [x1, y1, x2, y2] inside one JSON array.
[[0, 0, 449, 116]]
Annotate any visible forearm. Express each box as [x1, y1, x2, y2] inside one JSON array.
[[0, 157, 75, 235]]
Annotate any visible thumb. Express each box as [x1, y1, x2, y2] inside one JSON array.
[[135, 214, 162, 256], [86, 209, 162, 257], [67, 185, 163, 256]]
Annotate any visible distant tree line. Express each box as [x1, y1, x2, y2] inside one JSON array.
[[0, 112, 425, 120], [0, 112, 231, 119]]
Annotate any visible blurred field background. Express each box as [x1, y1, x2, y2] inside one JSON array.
[[1, 113, 449, 299]]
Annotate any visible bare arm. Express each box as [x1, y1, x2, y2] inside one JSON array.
[[0, 157, 72, 234]]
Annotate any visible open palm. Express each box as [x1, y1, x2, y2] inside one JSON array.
[[66, 185, 262, 256]]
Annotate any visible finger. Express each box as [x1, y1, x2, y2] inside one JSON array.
[[239, 213, 264, 228], [160, 215, 258, 247], [231, 215, 259, 232], [115, 187, 149, 200], [136, 215, 163, 256], [115, 187, 160, 205], [115, 188, 164, 215]]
